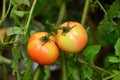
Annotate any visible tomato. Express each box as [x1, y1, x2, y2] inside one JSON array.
[[56, 21, 88, 53], [0, 28, 7, 41], [27, 32, 59, 65]]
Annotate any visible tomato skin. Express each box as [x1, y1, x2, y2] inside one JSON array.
[[27, 32, 59, 65], [0, 28, 7, 41], [56, 21, 88, 53]]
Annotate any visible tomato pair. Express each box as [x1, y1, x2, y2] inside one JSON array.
[[27, 21, 88, 65]]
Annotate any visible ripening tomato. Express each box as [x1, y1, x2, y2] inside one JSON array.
[[0, 28, 7, 41], [56, 21, 88, 53], [27, 32, 59, 65]]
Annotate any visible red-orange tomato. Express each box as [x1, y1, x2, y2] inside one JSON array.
[[56, 21, 88, 53], [27, 32, 59, 65]]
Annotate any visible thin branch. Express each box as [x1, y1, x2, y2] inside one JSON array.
[[81, 0, 90, 26], [56, 1, 66, 27], [25, 0, 37, 34], [0, 0, 6, 24], [97, 0, 107, 14], [77, 58, 113, 75]]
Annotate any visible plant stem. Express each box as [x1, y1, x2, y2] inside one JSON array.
[[0, 55, 11, 64], [97, 0, 107, 14], [12, 35, 21, 80], [56, 2, 67, 80], [102, 74, 117, 80], [0, 0, 6, 25], [119, 56, 120, 70], [2, 64, 8, 80], [2, 0, 6, 18], [61, 52, 67, 80], [77, 58, 112, 75], [0, 0, 11, 25], [56, 1, 66, 27], [97, 0, 116, 25], [4, 0, 12, 20], [81, 0, 90, 26], [25, 0, 37, 34], [87, 75, 92, 80], [16, 71, 20, 80], [91, 64, 112, 75]]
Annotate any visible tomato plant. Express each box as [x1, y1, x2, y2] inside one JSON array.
[[56, 21, 88, 53], [27, 32, 59, 65], [0, 0, 120, 80]]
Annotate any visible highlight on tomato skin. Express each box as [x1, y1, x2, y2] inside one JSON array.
[[56, 21, 88, 53], [27, 32, 59, 65]]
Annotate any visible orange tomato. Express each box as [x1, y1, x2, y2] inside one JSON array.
[[27, 32, 59, 65], [0, 28, 7, 41], [56, 21, 88, 53]]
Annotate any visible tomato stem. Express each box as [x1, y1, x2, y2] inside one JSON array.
[[96, 0, 117, 25], [0, 0, 6, 25], [24, 0, 37, 35], [0, 55, 11, 64], [46, 21, 55, 28], [61, 52, 68, 80], [0, 0, 12, 25], [81, 0, 90, 26], [40, 32, 55, 44], [40, 36, 49, 44], [2, 64, 8, 80], [46, 0, 66, 33], [102, 74, 117, 80], [57, 2, 68, 80], [56, 1, 66, 27], [60, 22, 76, 35], [96, 0, 107, 14]]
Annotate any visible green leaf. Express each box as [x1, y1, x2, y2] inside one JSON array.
[[108, 56, 120, 63], [106, 0, 120, 19], [11, 0, 30, 6], [11, 46, 21, 76], [13, 10, 25, 17], [67, 66, 80, 80], [7, 27, 24, 36], [66, 55, 80, 80], [44, 66, 50, 80], [81, 65, 93, 80], [83, 45, 101, 61], [103, 56, 119, 71], [33, 66, 45, 80], [112, 70, 119, 74], [23, 59, 33, 80], [97, 0, 120, 46], [112, 70, 120, 80], [98, 20, 116, 33], [114, 38, 120, 56], [33, 66, 50, 80], [117, 12, 120, 18], [21, 0, 30, 6], [97, 19, 118, 45]]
